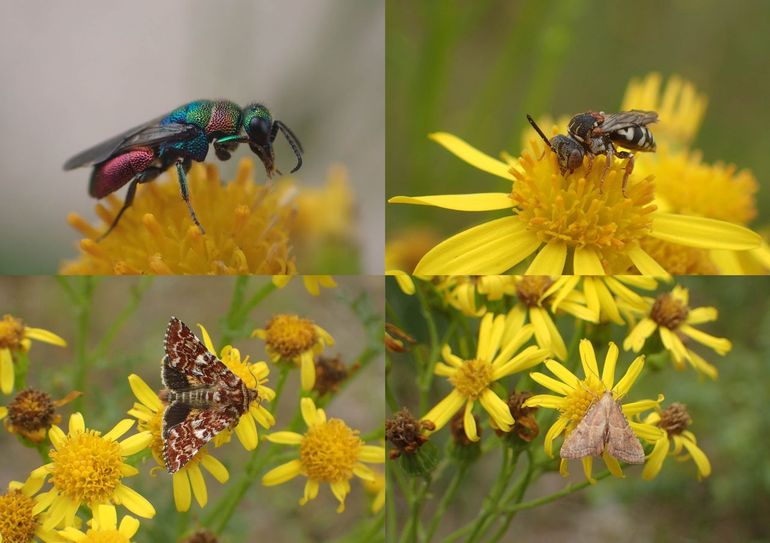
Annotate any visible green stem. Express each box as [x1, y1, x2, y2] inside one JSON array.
[[487, 450, 539, 543], [92, 278, 153, 361], [425, 464, 468, 543], [71, 278, 95, 412], [500, 470, 612, 513], [463, 448, 517, 543]]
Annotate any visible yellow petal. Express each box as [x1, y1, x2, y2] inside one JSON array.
[[48, 425, 66, 450], [389, 193, 514, 211], [234, 413, 259, 451], [528, 371, 573, 395], [429, 132, 516, 180], [69, 413, 85, 434], [573, 247, 605, 275], [119, 431, 153, 456], [114, 483, 156, 518], [544, 359, 580, 389], [526, 240, 567, 274], [642, 435, 669, 480], [601, 342, 619, 390], [200, 453, 229, 483], [118, 515, 141, 538], [1, 348, 14, 394], [679, 324, 731, 355], [300, 397, 320, 428], [414, 217, 541, 274], [578, 339, 600, 381], [300, 479, 320, 505], [300, 352, 316, 391], [104, 419, 135, 442], [479, 389, 513, 431], [330, 479, 350, 513], [543, 417, 569, 458], [463, 401, 479, 442], [23, 327, 67, 347], [650, 213, 761, 250], [128, 374, 163, 412], [262, 459, 303, 486], [613, 355, 645, 397], [359, 445, 386, 463], [93, 503, 117, 531], [188, 464, 208, 507], [172, 471, 191, 512], [680, 437, 711, 478], [626, 245, 670, 277], [524, 393, 567, 410], [422, 389, 466, 432]]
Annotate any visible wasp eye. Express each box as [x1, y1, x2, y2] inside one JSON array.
[[247, 116, 271, 145]]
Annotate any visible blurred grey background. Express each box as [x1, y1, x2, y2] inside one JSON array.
[[0, 0, 384, 273]]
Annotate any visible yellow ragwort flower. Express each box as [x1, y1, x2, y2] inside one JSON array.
[[389, 95, 762, 275], [127, 373, 230, 513], [434, 276, 516, 317], [58, 504, 140, 543], [272, 275, 338, 296], [0, 314, 67, 395], [385, 270, 416, 295], [422, 313, 548, 441], [568, 276, 658, 325], [385, 228, 442, 274], [525, 340, 664, 482], [25, 413, 155, 530], [252, 314, 334, 391], [623, 286, 729, 379], [361, 469, 385, 514], [61, 159, 297, 275], [0, 482, 60, 543], [641, 402, 711, 480], [507, 276, 597, 359], [622, 73, 767, 274], [262, 397, 385, 513]]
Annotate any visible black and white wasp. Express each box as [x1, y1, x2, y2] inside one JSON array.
[[527, 110, 658, 195]]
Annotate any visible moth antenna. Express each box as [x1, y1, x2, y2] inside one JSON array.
[[526, 114, 556, 153]]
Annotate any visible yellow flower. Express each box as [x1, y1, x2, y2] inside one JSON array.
[[61, 159, 297, 275], [1, 388, 80, 443], [0, 314, 67, 395], [507, 276, 597, 359], [389, 116, 761, 276], [525, 340, 664, 482], [422, 313, 548, 441], [641, 402, 711, 480], [252, 314, 334, 391], [571, 276, 658, 325], [262, 397, 385, 513], [385, 270, 416, 295], [0, 482, 61, 543], [58, 504, 140, 542], [623, 286, 729, 379], [622, 73, 766, 274], [25, 413, 155, 530], [126, 374, 230, 513], [385, 228, 442, 274], [272, 275, 338, 296], [434, 276, 516, 317]]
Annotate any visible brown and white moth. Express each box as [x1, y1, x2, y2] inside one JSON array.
[[161, 317, 259, 473], [560, 391, 645, 464]]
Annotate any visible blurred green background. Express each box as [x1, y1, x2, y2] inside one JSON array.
[[0, 276, 384, 542], [387, 0, 770, 249], [387, 276, 770, 542]]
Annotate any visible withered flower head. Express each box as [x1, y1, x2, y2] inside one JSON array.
[[450, 411, 480, 446], [4, 389, 80, 443], [385, 323, 417, 353], [385, 408, 434, 459], [313, 354, 358, 396], [657, 402, 693, 436], [181, 530, 220, 543], [500, 390, 539, 443]]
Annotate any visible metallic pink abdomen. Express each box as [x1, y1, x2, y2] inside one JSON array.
[[89, 147, 156, 198]]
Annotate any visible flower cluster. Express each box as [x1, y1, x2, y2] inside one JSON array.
[[387, 276, 720, 488], [389, 73, 765, 275]]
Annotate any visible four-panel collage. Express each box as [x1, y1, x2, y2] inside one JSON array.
[[1, 1, 769, 542]]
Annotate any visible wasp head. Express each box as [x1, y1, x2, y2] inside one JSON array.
[[242, 103, 276, 177], [551, 135, 584, 175], [568, 111, 605, 144]]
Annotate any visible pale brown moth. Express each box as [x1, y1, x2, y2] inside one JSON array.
[[560, 391, 645, 464]]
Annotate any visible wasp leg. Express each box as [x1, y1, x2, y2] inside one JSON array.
[[96, 167, 164, 242], [599, 145, 614, 193], [614, 149, 634, 197], [585, 153, 594, 177], [175, 159, 205, 235]]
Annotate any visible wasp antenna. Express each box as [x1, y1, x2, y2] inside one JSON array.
[[274, 120, 304, 173], [526, 114, 555, 152]]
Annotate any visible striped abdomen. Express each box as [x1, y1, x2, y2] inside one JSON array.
[[609, 126, 656, 152]]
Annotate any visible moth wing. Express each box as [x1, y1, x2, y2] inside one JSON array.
[[559, 396, 607, 459], [606, 398, 646, 464], [596, 110, 658, 134], [64, 119, 198, 170], [163, 317, 238, 387], [162, 405, 237, 473]]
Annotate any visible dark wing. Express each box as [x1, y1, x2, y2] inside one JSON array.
[[63, 119, 199, 170], [163, 317, 240, 388], [162, 404, 238, 472], [594, 110, 658, 135]]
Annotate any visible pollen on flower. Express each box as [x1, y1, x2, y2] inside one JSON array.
[[561, 379, 605, 430], [515, 276, 553, 307], [657, 403, 692, 436], [512, 139, 657, 271], [448, 359, 494, 399], [262, 315, 318, 359], [0, 314, 24, 349], [6, 389, 56, 442], [49, 430, 124, 504], [0, 489, 38, 543], [299, 419, 361, 482], [61, 159, 298, 275], [650, 292, 689, 329]]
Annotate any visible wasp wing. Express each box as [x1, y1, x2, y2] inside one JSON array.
[[63, 119, 198, 170], [594, 110, 658, 134]]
